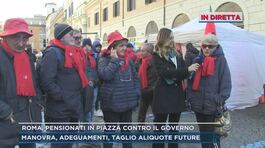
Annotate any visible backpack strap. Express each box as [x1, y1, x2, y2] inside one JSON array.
[[46, 45, 63, 62]]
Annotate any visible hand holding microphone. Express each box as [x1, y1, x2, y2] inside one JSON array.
[[188, 55, 203, 79], [188, 63, 200, 72]]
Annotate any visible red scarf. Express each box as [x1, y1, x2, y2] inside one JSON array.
[[87, 51, 96, 69], [100, 48, 129, 71], [50, 39, 88, 88], [117, 51, 129, 72], [192, 56, 216, 91], [1, 40, 36, 96], [125, 48, 137, 63], [100, 48, 111, 57], [138, 54, 152, 89]]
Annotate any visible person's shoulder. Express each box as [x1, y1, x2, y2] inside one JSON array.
[[152, 52, 160, 58]]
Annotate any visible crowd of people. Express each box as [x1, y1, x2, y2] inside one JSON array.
[[0, 18, 231, 148]]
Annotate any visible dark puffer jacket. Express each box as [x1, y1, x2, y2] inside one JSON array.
[[187, 46, 232, 115], [98, 56, 140, 112], [0, 45, 42, 148]]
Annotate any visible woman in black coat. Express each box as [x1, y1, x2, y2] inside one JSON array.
[[152, 28, 199, 148]]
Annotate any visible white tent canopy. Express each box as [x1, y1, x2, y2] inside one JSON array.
[[172, 18, 265, 110]]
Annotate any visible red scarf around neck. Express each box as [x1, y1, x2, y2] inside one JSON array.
[[87, 51, 96, 69], [1, 40, 36, 96], [192, 56, 216, 91], [50, 39, 88, 88], [100, 48, 111, 57], [138, 54, 152, 89]]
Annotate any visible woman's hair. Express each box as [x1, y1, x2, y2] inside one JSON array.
[[201, 34, 218, 45], [155, 28, 176, 57]]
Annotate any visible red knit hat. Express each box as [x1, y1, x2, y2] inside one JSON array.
[[0, 18, 33, 37], [107, 32, 128, 50]]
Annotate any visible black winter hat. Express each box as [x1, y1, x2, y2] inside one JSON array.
[[82, 38, 92, 47], [54, 23, 73, 40]]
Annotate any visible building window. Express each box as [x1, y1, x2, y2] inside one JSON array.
[[113, 1, 120, 17], [64, 9, 67, 19], [127, 0, 136, 11], [103, 8, 108, 22], [94, 12, 99, 25], [88, 17, 90, 28], [69, 2, 74, 17], [216, 2, 244, 28], [145, 0, 156, 5]]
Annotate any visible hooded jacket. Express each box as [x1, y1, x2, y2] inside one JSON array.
[[92, 40, 102, 61]]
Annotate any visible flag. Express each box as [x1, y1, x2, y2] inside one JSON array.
[[204, 5, 216, 35]]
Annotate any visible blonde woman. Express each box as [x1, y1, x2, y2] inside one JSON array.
[[152, 28, 199, 148]]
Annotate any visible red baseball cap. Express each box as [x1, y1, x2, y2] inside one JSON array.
[[107, 32, 128, 50], [0, 18, 33, 37]]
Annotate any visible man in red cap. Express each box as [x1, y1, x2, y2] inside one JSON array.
[[0, 18, 43, 148]]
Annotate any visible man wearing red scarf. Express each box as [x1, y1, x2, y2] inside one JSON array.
[[0, 18, 42, 148], [136, 43, 158, 122], [39, 23, 88, 148]]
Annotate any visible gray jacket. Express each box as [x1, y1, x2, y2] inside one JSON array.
[[187, 46, 232, 115]]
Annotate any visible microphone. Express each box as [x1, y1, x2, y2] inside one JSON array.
[[189, 54, 204, 79]]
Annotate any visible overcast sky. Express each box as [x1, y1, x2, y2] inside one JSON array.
[[0, 0, 63, 22]]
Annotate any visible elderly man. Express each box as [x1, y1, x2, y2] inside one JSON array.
[[72, 29, 82, 47], [137, 43, 157, 122], [39, 23, 88, 148], [0, 18, 43, 148]]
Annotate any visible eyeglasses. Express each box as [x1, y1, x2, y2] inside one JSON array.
[[201, 44, 217, 49], [74, 36, 82, 41], [9, 34, 29, 43]]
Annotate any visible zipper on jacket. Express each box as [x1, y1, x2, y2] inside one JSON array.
[[28, 97, 33, 122]]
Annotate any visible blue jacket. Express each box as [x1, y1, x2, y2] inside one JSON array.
[[187, 46, 232, 115], [92, 40, 102, 62], [98, 56, 140, 112], [39, 46, 84, 119]]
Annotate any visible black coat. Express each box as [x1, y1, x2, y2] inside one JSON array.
[[152, 52, 190, 114], [39, 46, 84, 119], [0, 45, 42, 148]]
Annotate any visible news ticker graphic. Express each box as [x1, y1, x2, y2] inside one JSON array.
[[199, 12, 243, 23], [18, 122, 220, 144]]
